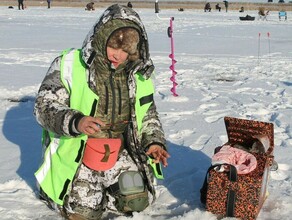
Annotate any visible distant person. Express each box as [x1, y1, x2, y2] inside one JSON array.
[[85, 1, 95, 11], [258, 7, 265, 16], [47, 0, 51, 9], [18, 0, 24, 10], [239, 6, 244, 13], [216, 3, 221, 12], [223, 0, 228, 12], [204, 2, 211, 12], [127, 1, 133, 8], [258, 7, 269, 20]]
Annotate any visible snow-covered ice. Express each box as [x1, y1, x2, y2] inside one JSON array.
[[0, 5, 291, 220]]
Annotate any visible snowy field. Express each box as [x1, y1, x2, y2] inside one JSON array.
[[0, 5, 291, 220]]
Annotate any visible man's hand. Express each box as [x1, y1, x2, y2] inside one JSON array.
[[77, 116, 105, 135], [146, 144, 170, 167]]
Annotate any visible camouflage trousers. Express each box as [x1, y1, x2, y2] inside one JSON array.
[[62, 149, 148, 220]]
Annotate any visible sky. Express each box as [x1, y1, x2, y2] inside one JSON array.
[[0, 4, 291, 220]]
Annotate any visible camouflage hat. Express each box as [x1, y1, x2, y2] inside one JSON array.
[[107, 28, 140, 61]]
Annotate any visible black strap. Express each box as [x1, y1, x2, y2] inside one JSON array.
[[226, 189, 236, 217], [228, 164, 237, 182], [107, 182, 120, 195], [75, 140, 85, 163], [89, 99, 98, 117], [87, 51, 96, 65], [139, 93, 153, 106], [225, 164, 237, 217], [200, 163, 238, 213], [59, 179, 70, 200], [200, 164, 219, 204]]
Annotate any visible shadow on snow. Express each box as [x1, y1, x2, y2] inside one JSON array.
[[2, 96, 42, 192]]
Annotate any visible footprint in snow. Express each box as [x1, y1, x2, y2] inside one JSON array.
[[277, 163, 290, 170], [270, 170, 289, 181], [168, 129, 195, 141], [204, 112, 226, 123], [190, 135, 212, 150]]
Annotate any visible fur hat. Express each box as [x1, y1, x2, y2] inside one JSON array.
[[107, 28, 140, 61]]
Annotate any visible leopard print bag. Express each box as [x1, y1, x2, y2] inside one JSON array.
[[200, 117, 274, 220]]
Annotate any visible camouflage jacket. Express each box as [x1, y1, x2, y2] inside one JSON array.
[[34, 4, 166, 198]]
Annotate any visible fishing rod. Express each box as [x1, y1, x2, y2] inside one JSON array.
[[267, 32, 271, 73], [258, 32, 261, 66], [258, 32, 272, 74]]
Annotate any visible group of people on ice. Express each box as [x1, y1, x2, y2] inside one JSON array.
[[204, 1, 229, 12]]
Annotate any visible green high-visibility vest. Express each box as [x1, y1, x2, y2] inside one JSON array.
[[35, 49, 154, 205]]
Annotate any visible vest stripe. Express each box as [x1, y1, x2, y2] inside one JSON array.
[[140, 94, 154, 106], [35, 138, 60, 184], [61, 49, 74, 92], [75, 140, 85, 163], [59, 179, 71, 200], [89, 99, 98, 117], [87, 51, 96, 65]]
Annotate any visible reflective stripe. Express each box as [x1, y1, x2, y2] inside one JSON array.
[[35, 138, 59, 183], [36, 49, 75, 184], [35, 49, 98, 205], [60, 49, 74, 92]]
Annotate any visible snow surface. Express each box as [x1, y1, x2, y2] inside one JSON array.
[[0, 5, 291, 220]]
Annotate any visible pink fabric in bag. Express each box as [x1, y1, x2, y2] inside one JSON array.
[[212, 145, 257, 174]]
